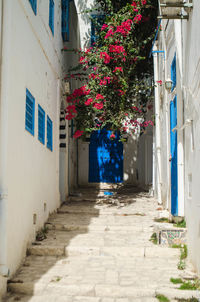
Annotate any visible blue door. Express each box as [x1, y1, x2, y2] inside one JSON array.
[[170, 96, 178, 216], [89, 129, 123, 183]]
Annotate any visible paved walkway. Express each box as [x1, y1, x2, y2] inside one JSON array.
[[3, 186, 200, 302]]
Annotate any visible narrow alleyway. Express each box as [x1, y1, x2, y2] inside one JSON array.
[[4, 186, 200, 302]]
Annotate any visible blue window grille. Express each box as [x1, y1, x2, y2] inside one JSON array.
[[29, 0, 37, 15], [91, 15, 105, 46], [62, 0, 69, 41], [171, 54, 176, 91], [25, 89, 35, 136], [49, 0, 55, 35], [38, 105, 45, 144], [47, 115, 53, 151]]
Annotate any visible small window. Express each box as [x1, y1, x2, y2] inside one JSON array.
[[25, 89, 35, 136], [29, 0, 37, 15], [62, 0, 69, 42], [49, 0, 55, 35], [38, 105, 45, 144], [91, 15, 105, 46], [171, 54, 176, 91], [47, 116, 53, 151]]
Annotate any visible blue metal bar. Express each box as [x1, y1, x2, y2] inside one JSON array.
[[149, 19, 162, 58], [152, 50, 165, 59]]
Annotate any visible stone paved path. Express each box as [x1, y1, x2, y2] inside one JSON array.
[[3, 186, 200, 302]]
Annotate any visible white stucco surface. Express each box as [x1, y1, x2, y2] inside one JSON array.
[[154, 0, 200, 275], [0, 0, 66, 279]]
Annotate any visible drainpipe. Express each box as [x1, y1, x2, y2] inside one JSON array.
[[0, 0, 10, 277], [153, 43, 162, 204]]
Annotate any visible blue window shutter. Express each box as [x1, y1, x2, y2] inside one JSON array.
[[47, 115, 53, 151], [49, 0, 55, 35], [25, 89, 35, 136], [29, 0, 37, 15], [91, 15, 105, 46], [38, 105, 45, 144], [171, 54, 176, 91], [62, 0, 69, 41]]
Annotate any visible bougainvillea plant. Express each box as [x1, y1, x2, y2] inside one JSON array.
[[64, 0, 157, 139]]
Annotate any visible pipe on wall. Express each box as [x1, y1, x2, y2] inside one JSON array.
[[153, 43, 162, 205]]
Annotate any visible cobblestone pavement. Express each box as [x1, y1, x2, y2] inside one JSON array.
[[3, 186, 200, 302]]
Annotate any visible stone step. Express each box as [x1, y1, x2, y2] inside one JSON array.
[[4, 294, 159, 302], [6, 282, 157, 297], [45, 222, 153, 233], [155, 288, 200, 300]]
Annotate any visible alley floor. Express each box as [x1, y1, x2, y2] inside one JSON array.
[[3, 186, 200, 302]]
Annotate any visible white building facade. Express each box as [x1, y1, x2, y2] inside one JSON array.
[[154, 0, 200, 275]]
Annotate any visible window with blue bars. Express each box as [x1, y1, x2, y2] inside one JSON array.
[[47, 116, 53, 151], [62, 0, 69, 42], [29, 0, 37, 15], [38, 105, 45, 144], [91, 15, 105, 46], [25, 89, 35, 136], [171, 54, 176, 91], [49, 0, 55, 35]]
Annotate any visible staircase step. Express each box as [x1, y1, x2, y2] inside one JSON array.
[[5, 294, 159, 302]]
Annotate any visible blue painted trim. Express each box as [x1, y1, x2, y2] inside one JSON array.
[[47, 115, 53, 151], [29, 0, 37, 15], [149, 19, 162, 58], [25, 89, 35, 136], [91, 14, 105, 46], [38, 104, 45, 145], [171, 54, 176, 91], [49, 0, 55, 35], [152, 50, 165, 59], [62, 0, 69, 42], [170, 95, 178, 216]]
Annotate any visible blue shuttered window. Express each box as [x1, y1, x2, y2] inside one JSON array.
[[38, 105, 45, 144], [49, 0, 55, 35], [47, 116, 53, 151], [171, 54, 176, 91], [62, 0, 69, 41], [25, 89, 35, 136], [91, 15, 105, 46], [29, 0, 37, 15]]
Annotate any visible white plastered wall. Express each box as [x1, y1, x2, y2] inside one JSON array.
[[0, 0, 65, 278]]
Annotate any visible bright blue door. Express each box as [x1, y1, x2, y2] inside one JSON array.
[[89, 129, 123, 183], [170, 96, 178, 216]]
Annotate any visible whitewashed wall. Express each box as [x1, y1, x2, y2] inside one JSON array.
[[182, 0, 200, 275], [0, 0, 65, 284], [154, 0, 200, 275]]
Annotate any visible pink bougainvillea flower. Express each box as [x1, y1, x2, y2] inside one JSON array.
[[101, 24, 108, 31], [123, 127, 128, 132], [84, 98, 93, 106], [65, 114, 75, 120], [73, 130, 84, 138], [110, 133, 115, 139], [99, 79, 107, 86], [134, 14, 142, 23], [113, 67, 123, 73], [66, 105, 77, 113], [104, 28, 114, 39], [93, 102, 104, 110], [96, 94, 104, 100], [100, 52, 112, 64], [134, 8, 139, 12], [131, 1, 137, 7], [141, 0, 147, 5], [156, 80, 163, 85], [118, 89, 125, 96]]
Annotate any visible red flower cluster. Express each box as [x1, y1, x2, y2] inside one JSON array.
[[84, 98, 93, 106], [99, 77, 111, 86], [113, 67, 123, 73], [109, 45, 126, 55], [101, 24, 108, 31], [104, 28, 114, 39], [134, 14, 142, 23], [73, 130, 84, 138], [93, 102, 104, 110], [65, 105, 77, 121], [100, 52, 112, 64]]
